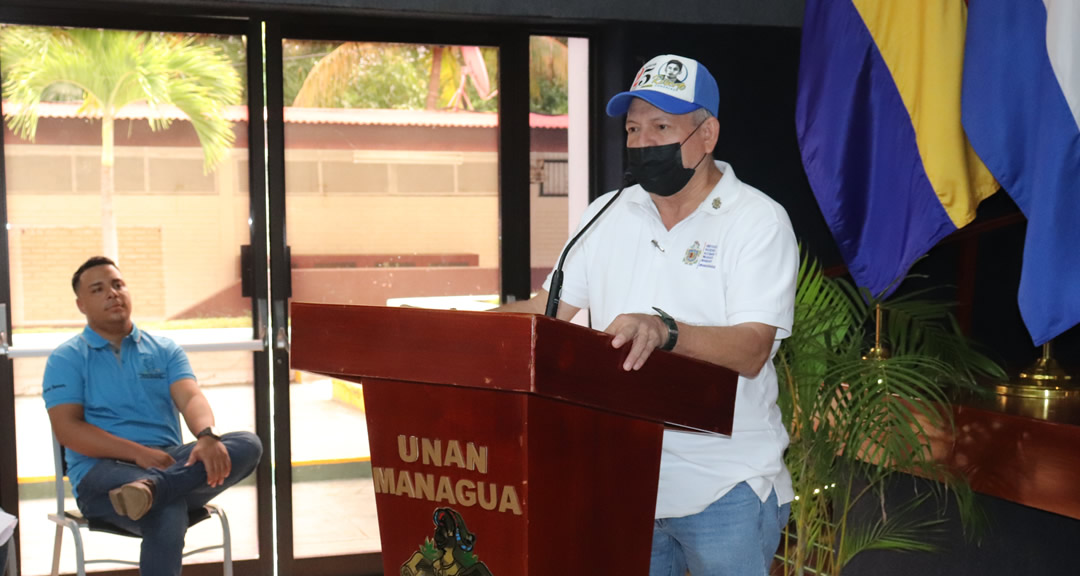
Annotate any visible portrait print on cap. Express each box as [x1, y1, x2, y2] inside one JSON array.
[[630, 56, 698, 103], [661, 59, 685, 82]]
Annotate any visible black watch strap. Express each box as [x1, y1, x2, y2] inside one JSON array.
[[652, 307, 679, 351], [197, 426, 221, 441]]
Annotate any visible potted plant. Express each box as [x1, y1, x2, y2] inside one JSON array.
[[775, 254, 1004, 575]]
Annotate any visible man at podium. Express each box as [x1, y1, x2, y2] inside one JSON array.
[[497, 54, 798, 576]]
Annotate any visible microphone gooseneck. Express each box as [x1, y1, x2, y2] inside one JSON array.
[[544, 173, 634, 318]]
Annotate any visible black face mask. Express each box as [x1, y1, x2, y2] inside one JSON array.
[[626, 120, 709, 197]]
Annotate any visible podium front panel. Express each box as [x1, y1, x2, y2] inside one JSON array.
[[364, 379, 529, 576], [362, 378, 664, 575], [526, 395, 663, 575]]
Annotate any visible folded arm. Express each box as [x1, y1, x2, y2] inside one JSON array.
[[48, 403, 175, 469]]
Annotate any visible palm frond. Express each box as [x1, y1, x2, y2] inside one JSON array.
[[839, 492, 946, 566], [160, 36, 242, 171], [777, 248, 1005, 575], [2, 27, 241, 171], [292, 42, 370, 107]]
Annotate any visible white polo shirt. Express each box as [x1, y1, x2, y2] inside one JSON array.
[[543, 160, 798, 518]]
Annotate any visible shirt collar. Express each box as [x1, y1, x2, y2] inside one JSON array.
[[626, 159, 740, 216], [81, 323, 140, 349], [703, 160, 740, 215]]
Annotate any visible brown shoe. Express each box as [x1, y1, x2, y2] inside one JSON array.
[[108, 479, 155, 521]]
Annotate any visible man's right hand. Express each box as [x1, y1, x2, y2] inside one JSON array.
[[134, 447, 175, 470]]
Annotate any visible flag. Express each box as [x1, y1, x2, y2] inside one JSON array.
[[796, 0, 998, 298], [962, 0, 1080, 345]]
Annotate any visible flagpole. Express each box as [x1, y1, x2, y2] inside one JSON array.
[[863, 304, 889, 361]]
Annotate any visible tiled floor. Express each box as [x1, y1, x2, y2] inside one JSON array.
[[13, 379, 382, 575], [17, 478, 383, 575]]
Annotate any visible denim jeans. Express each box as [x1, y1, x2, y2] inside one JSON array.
[[650, 482, 791, 576], [75, 431, 262, 576]]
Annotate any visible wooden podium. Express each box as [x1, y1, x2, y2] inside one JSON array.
[[290, 303, 738, 575]]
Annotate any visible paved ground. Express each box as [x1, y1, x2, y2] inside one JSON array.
[[12, 378, 380, 576]]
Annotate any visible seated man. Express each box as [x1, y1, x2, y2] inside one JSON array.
[[43, 256, 262, 576]]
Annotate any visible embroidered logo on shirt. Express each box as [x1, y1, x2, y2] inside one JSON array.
[[683, 241, 702, 265], [698, 243, 718, 269], [139, 356, 166, 380], [712, 197, 722, 210]]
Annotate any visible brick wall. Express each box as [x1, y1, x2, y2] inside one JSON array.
[[4, 138, 568, 325], [5, 148, 252, 324], [531, 183, 571, 270], [14, 226, 164, 324], [287, 194, 500, 267]]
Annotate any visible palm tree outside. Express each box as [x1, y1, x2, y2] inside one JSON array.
[[1, 26, 243, 262]]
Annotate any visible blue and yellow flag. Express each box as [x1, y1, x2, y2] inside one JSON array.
[[796, 0, 998, 297]]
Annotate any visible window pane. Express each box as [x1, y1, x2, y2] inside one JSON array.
[[2, 24, 258, 574], [530, 36, 589, 296], [282, 38, 501, 558]]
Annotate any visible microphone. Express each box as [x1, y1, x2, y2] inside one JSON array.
[[544, 172, 635, 318]]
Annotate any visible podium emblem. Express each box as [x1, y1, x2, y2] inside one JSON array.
[[401, 507, 494, 576]]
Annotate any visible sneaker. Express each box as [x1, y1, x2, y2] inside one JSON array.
[[108, 479, 155, 521]]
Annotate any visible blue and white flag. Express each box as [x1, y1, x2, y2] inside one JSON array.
[[962, 0, 1080, 345]]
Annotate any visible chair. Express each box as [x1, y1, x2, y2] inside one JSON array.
[[47, 436, 232, 576]]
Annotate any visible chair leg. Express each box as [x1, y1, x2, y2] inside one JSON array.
[[210, 506, 232, 576], [66, 523, 86, 576], [50, 525, 63, 576]]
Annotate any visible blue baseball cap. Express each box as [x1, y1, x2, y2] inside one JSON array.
[[606, 54, 719, 117]]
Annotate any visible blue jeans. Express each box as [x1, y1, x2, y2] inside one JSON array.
[[651, 482, 791, 576], [75, 431, 262, 576]]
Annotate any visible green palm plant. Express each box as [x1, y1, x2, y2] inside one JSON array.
[[775, 253, 1004, 575], [1, 26, 242, 261], [288, 37, 568, 114], [290, 42, 498, 111], [528, 36, 568, 115]]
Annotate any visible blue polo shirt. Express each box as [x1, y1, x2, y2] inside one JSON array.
[[42, 324, 195, 498]]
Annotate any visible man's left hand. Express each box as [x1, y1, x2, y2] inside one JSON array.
[[187, 436, 232, 487], [605, 313, 669, 371]]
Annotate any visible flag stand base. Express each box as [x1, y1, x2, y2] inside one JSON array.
[[995, 341, 1076, 399]]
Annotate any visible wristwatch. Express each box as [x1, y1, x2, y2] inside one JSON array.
[[196, 426, 222, 441], [652, 307, 679, 351]]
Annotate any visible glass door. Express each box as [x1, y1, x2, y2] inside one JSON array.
[[277, 36, 502, 560], [0, 22, 271, 575]]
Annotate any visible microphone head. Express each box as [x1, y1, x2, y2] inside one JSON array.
[[621, 170, 637, 187]]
